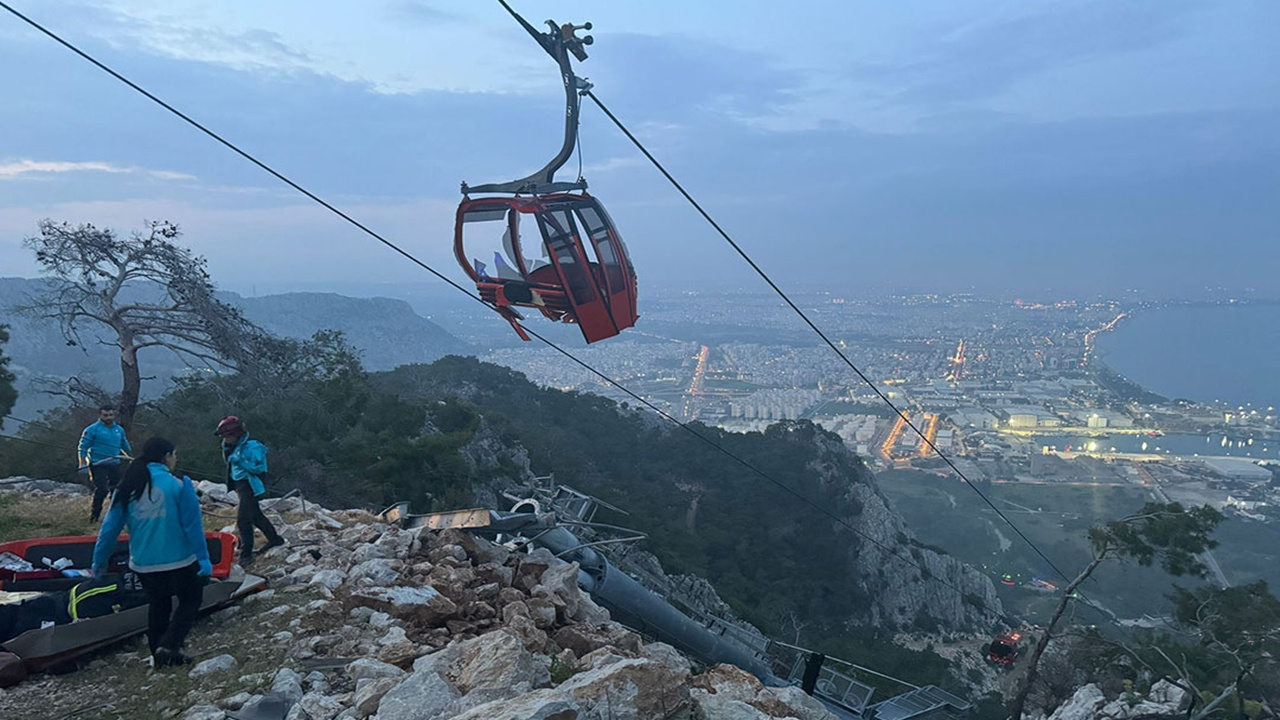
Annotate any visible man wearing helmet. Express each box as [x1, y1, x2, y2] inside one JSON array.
[[215, 416, 284, 566]]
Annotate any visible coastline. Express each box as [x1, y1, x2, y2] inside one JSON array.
[[1092, 302, 1280, 410]]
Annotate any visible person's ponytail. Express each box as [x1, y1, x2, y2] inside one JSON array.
[[113, 437, 175, 510]]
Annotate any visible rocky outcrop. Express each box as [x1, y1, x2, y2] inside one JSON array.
[[2, 439, 997, 719], [1043, 680, 1191, 720], [455, 417, 536, 507], [846, 482, 1002, 629], [800, 431, 1002, 630], [0, 477, 88, 495], [0, 484, 836, 720], [692, 664, 837, 720]]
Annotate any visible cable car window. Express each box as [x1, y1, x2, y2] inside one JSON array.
[[461, 207, 524, 281], [462, 208, 509, 223], [585, 201, 636, 276], [575, 206, 626, 294], [537, 210, 596, 304]]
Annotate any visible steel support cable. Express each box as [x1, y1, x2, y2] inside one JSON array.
[[0, 432, 71, 453], [5, 413, 78, 436], [0, 4, 1017, 625], [585, 90, 1081, 590]]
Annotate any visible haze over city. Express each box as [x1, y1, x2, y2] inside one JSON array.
[[1, 0, 1277, 298]]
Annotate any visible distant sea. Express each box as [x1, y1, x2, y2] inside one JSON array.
[[1096, 303, 1280, 410]]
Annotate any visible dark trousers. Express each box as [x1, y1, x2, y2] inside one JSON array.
[[234, 481, 281, 559], [137, 563, 203, 655], [89, 464, 125, 520]]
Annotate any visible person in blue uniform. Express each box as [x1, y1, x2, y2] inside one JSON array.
[[91, 436, 211, 667], [78, 405, 133, 522], [216, 416, 284, 566]]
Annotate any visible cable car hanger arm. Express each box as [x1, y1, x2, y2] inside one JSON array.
[[462, 1, 595, 196]]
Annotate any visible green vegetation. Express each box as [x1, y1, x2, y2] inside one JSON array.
[[877, 470, 1180, 620], [1010, 501, 1223, 720], [375, 358, 875, 634], [0, 358, 501, 516], [1054, 582, 1280, 718], [548, 653, 579, 684], [12, 350, 1266, 710], [1, 354, 971, 690], [3, 356, 880, 646], [0, 491, 96, 540]]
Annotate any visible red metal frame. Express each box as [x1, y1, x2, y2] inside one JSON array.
[[455, 193, 638, 344], [0, 531, 239, 589]]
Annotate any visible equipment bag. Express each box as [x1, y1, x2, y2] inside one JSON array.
[[0, 592, 70, 644], [67, 572, 148, 620]]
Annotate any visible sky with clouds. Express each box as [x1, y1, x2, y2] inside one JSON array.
[[0, 0, 1276, 300]]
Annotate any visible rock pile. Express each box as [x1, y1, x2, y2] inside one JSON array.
[[1039, 679, 1191, 720], [187, 489, 839, 720]]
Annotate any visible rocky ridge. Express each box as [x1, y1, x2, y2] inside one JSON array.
[[0, 480, 841, 720], [798, 431, 1002, 630], [1037, 679, 1192, 720]]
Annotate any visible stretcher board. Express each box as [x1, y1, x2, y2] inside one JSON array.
[[4, 573, 266, 672]]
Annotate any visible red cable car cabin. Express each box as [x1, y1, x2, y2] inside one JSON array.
[[987, 632, 1022, 667], [455, 193, 638, 344], [454, 12, 638, 344]]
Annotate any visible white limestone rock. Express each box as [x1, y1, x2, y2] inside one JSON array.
[[189, 654, 237, 679]]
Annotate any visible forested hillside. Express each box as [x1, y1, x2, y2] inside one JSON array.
[[1, 354, 1000, 690]]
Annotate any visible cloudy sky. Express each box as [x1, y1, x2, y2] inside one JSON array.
[[0, 0, 1275, 300]]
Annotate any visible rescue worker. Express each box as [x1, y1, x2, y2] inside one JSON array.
[[78, 404, 132, 522], [90, 436, 211, 667], [215, 416, 284, 566]]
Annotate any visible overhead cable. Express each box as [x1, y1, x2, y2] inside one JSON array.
[[585, 90, 1081, 590], [0, 1, 1016, 623]]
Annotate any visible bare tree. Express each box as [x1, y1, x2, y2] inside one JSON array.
[[1161, 581, 1280, 718], [20, 219, 279, 430], [1067, 582, 1280, 719], [1009, 502, 1223, 720]]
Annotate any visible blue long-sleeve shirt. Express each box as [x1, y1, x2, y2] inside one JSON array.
[[92, 462, 212, 576], [223, 434, 268, 497], [78, 420, 131, 467]]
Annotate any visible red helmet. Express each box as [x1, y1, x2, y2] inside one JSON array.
[[215, 415, 244, 437]]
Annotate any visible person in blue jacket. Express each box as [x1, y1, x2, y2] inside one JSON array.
[[78, 404, 133, 522], [216, 416, 284, 566], [91, 436, 211, 668]]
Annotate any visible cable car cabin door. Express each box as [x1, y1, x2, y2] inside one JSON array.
[[535, 207, 620, 344], [573, 200, 638, 333]]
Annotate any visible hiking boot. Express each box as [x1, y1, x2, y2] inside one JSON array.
[[238, 555, 255, 569], [153, 648, 190, 668], [263, 537, 286, 552]]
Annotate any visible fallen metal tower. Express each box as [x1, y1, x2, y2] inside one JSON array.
[[381, 478, 970, 720]]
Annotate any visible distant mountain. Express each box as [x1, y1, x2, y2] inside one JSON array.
[[232, 292, 471, 371], [0, 277, 472, 421]]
